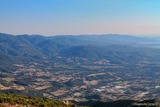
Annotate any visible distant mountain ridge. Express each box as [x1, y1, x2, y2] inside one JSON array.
[[1, 32, 160, 71]]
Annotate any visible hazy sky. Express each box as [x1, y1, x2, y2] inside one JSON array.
[[0, 0, 160, 36]]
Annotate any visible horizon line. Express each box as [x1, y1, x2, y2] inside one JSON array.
[[1, 32, 160, 37]]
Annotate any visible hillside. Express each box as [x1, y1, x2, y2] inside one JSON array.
[[0, 33, 160, 102], [0, 93, 159, 107], [0, 93, 84, 107], [75, 100, 160, 107], [1, 32, 160, 71]]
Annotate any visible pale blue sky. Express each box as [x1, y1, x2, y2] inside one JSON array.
[[0, 0, 160, 35]]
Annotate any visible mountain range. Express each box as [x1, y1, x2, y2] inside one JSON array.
[[1, 32, 160, 104], [1, 33, 160, 72]]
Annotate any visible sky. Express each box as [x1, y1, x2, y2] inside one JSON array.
[[0, 0, 160, 36]]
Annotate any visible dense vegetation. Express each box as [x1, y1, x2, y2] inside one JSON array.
[[0, 93, 83, 107], [0, 93, 159, 107]]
